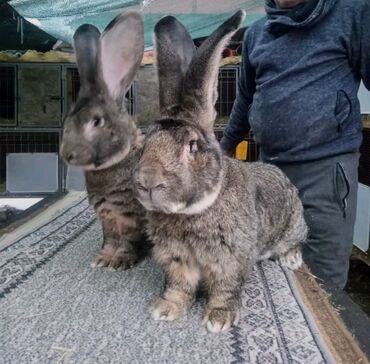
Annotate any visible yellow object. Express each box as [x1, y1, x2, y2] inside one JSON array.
[[0, 50, 76, 63], [235, 141, 248, 161]]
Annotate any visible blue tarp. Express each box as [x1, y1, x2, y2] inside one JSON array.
[[9, 0, 265, 49]]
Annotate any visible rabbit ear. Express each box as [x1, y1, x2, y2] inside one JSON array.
[[100, 11, 144, 103], [73, 24, 101, 95], [182, 10, 245, 131], [154, 16, 195, 116]]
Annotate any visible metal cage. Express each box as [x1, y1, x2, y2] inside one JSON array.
[[18, 64, 63, 127], [0, 63, 137, 194], [0, 62, 258, 194], [215, 66, 239, 128], [0, 65, 17, 127], [65, 67, 80, 114], [0, 130, 62, 193], [64, 66, 136, 116], [214, 129, 259, 162], [214, 66, 259, 162], [0, 63, 64, 194]]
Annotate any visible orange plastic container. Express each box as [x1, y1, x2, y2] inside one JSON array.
[[235, 141, 248, 161]]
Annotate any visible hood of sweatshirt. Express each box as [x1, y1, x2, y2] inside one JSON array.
[[265, 0, 337, 34]]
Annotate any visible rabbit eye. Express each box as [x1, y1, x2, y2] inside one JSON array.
[[189, 140, 198, 153], [92, 117, 104, 128]]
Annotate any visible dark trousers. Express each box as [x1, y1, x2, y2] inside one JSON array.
[[276, 153, 359, 289]]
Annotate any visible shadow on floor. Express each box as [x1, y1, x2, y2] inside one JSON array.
[[345, 257, 370, 316]]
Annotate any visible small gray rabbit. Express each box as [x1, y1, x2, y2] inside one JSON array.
[[60, 11, 148, 270], [133, 10, 307, 333]]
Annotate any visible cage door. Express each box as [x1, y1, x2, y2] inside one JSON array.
[[18, 65, 62, 127]]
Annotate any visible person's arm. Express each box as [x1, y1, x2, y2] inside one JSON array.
[[220, 30, 256, 153], [352, 1, 370, 90]]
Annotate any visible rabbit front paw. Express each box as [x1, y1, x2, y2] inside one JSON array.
[[151, 297, 187, 321], [278, 246, 302, 270], [203, 307, 240, 333], [91, 245, 137, 271]]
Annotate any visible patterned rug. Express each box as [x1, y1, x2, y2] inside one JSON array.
[[0, 198, 334, 364]]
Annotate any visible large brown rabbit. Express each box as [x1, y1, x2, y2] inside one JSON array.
[[60, 12, 149, 270], [133, 10, 307, 333]]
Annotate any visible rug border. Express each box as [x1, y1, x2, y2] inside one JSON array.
[[283, 267, 336, 364], [0, 196, 87, 253], [292, 266, 370, 364], [258, 263, 292, 363], [0, 192, 87, 252], [0, 203, 95, 299]]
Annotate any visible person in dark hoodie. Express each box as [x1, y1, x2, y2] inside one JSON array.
[[220, 0, 370, 289]]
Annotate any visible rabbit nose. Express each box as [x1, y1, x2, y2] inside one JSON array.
[[137, 167, 165, 191]]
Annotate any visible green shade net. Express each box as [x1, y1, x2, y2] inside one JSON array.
[[9, 0, 265, 49]]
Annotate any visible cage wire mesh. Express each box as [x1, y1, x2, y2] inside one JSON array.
[[213, 129, 259, 163], [65, 67, 136, 115], [65, 68, 80, 111], [212, 66, 259, 162], [18, 65, 62, 127], [215, 66, 239, 128], [0, 131, 61, 193]]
